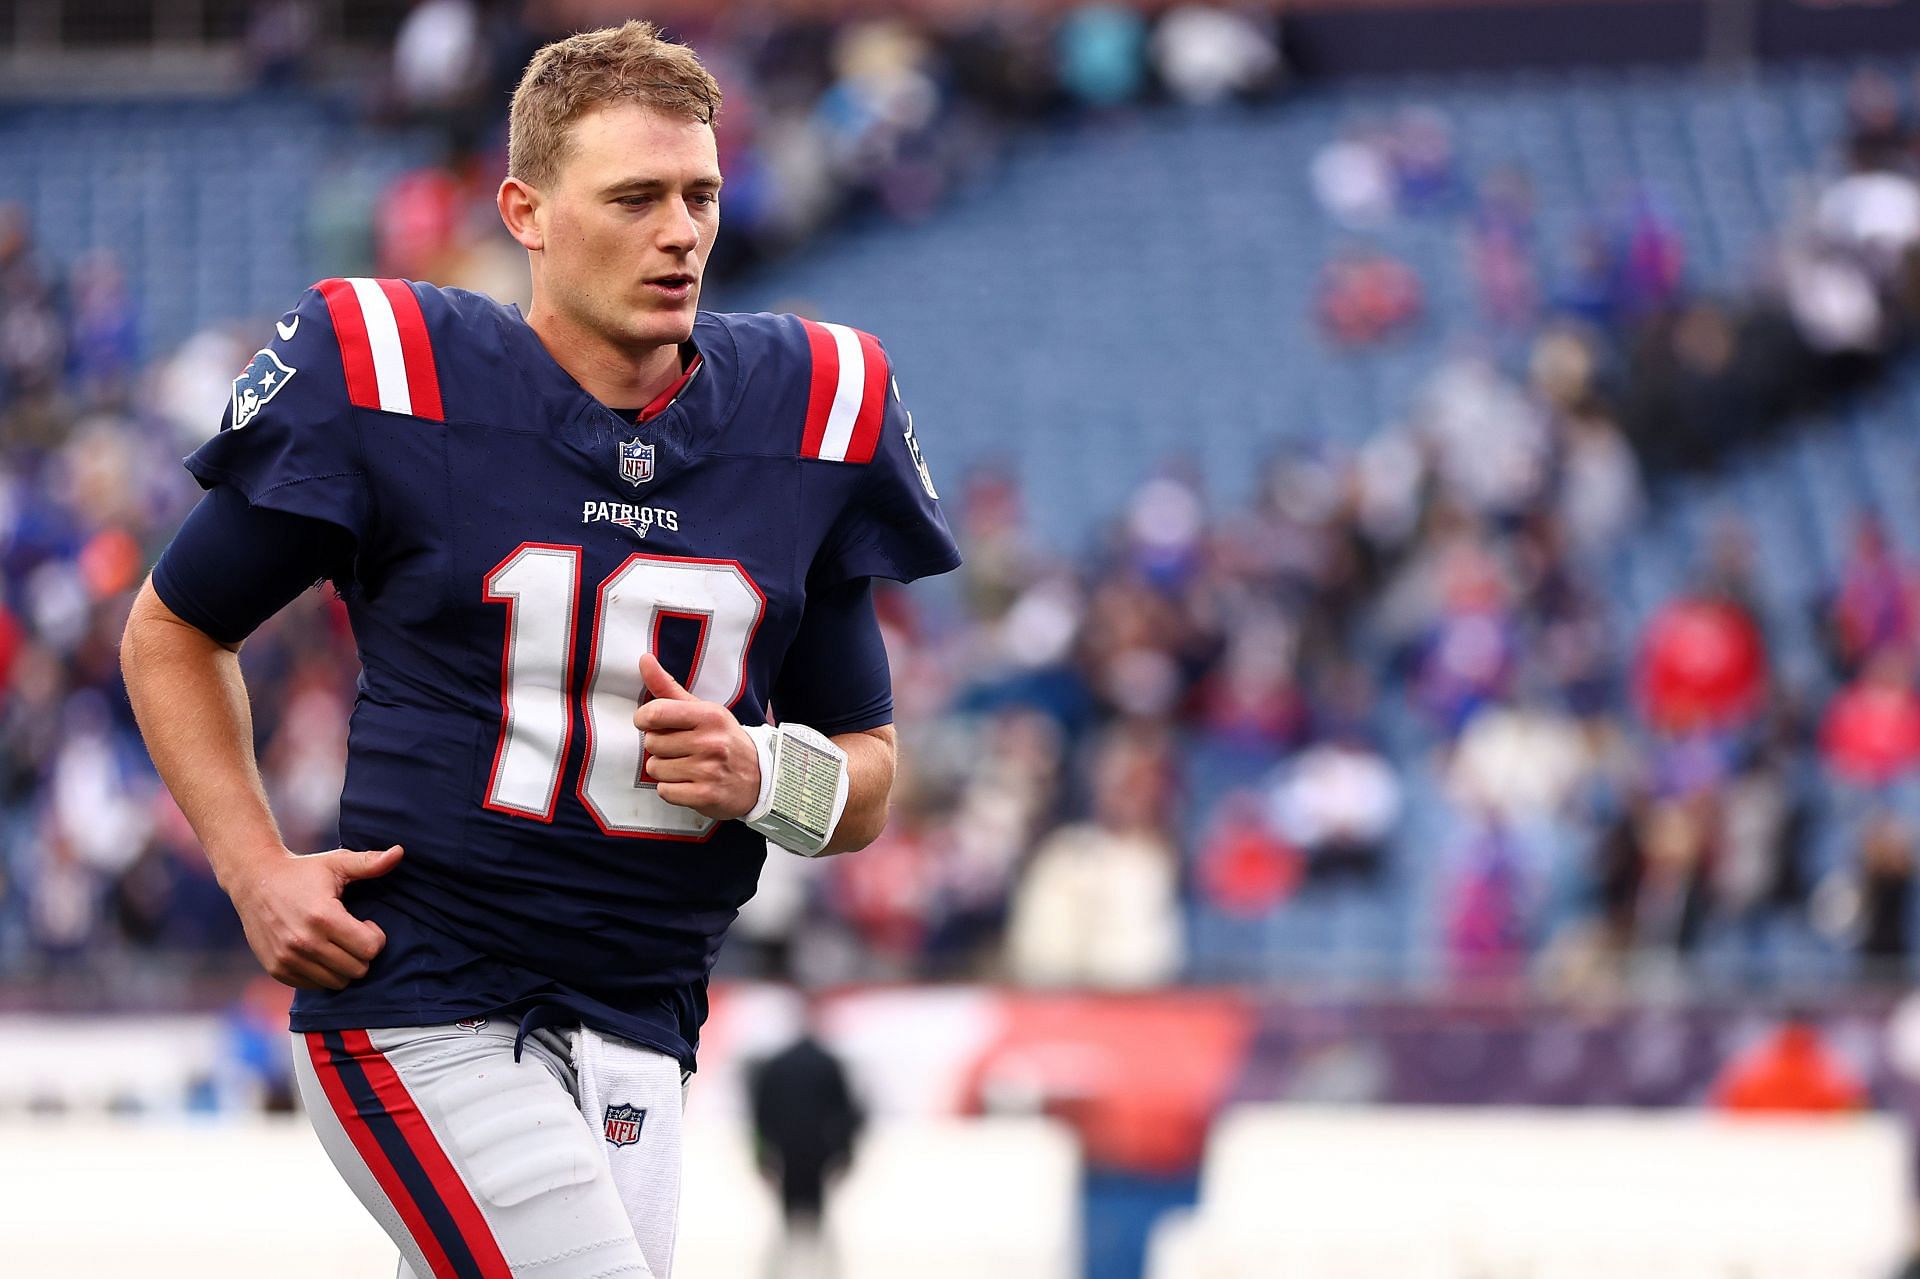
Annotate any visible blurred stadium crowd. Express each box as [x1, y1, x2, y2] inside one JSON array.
[[9, 2, 1920, 1010]]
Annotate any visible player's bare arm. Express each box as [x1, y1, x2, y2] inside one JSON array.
[[810, 727, 894, 854], [634, 652, 895, 854], [120, 579, 399, 991]]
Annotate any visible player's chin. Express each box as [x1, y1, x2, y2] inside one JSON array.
[[629, 296, 698, 344], [621, 315, 694, 350]]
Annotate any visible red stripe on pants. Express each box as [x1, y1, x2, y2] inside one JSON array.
[[338, 1029, 513, 1278], [304, 1031, 464, 1279]]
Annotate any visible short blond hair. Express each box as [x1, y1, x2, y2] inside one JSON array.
[[507, 20, 722, 190]]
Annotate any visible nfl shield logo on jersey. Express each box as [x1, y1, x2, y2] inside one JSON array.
[[604, 1102, 646, 1147], [231, 348, 297, 430], [619, 439, 655, 487]]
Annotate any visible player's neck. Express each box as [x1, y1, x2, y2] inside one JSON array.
[[525, 305, 686, 410]]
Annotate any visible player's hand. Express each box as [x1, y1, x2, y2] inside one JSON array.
[[227, 845, 403, 991], [635, 653, 761, 820]]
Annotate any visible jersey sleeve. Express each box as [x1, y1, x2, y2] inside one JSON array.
[[182, 285, 372, 543], [152, 483, 357, 644], [772, 578, 894, 735], [811, 346, 963, 588]]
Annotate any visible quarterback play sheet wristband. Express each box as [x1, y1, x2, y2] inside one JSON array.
[[742, 723, 850, 857]]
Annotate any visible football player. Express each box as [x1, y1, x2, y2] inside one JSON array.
[[120, 21, 958, 1278]]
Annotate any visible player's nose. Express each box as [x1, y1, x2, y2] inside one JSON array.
[[656, 197, 700, 254]]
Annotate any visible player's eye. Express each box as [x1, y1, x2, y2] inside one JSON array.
[[615, 195, 652, 208], [688, 192, 718, 208]]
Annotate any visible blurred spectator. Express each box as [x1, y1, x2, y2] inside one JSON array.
[[1317, 245, 1423, 347], [244, 0, 318, 88], [823, 788, 947, 974], [1006, 731, 1183, 987], [1555, 228, 1631, 331], [1636, 595, 1768, 735], [1821, 649, 1920, 785], [1390, 107, 1460, 213], [1446, 818, 1531, 979], [1712, 1015, 1867, 1113], [376, 164, 469, 281], [1056, 6, 1148, 111], [1627, 798, 1713, 955], [1817, 166, 1920, 280], [1148, 6, 1280, 107], [1193, 603, 1306, 752], [1417, 354, 1550, 521], [1123, 473, 1206, 591], [1555, 405, 1644, 561], [1449, 701, 1589, 826], [1078, 573, 1185, 720], [393, 0, 486, 121], [1824, 519, 1919, 678], [65, 251, 136, 406], [1266, 736, 1401, 883], [1408, 534, 1520, 736], [815, 20, 948, 221], [47, 690, 151, 880], [1469, 167, 1538, 328], [1617, 192, 1687, 318], [1713, 755, 1808, 936], [1843, 69, 1910, 174], [1311, 123, 1395, 230], [1779, 231, 1885, 361], [819, 708, 1055, 980], [1699, 517, 1767, 619], [1196, 791, 1301, 917], [749, 1002, 864, 1279], [1471, 216, 1536, 331], [1578, 798, 1633, 962], [1857, 812, 1914, 970], [0, 277, 65, 427]]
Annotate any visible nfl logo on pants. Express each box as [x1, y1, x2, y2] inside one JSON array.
[[604, 1102, 646, 1147]]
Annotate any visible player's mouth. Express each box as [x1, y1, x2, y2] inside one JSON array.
[[645, 273, 696, 302]]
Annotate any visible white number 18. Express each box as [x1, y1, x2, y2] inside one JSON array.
[[480, 543, 765, 839]]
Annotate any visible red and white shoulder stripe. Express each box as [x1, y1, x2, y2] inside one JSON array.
[[799, 318, 888, 464], [315, 277, 445, 422]]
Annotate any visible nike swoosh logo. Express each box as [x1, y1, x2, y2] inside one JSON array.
[[276, 317, 299, 342]]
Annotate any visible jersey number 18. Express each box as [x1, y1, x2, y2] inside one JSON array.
[[480, 543, 766, 839]]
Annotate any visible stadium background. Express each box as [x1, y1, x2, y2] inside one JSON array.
[[8, 0, 1920, 1275]]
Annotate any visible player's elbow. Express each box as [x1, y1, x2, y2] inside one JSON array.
[[823, 726, 897, 855], [829, 795, 891, 855]]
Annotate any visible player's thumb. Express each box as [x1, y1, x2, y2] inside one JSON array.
[[640, 652, 696, 701], [337, 844, 405, 884]]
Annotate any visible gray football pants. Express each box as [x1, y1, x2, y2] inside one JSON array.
[[291, 1019, 683, 1279]]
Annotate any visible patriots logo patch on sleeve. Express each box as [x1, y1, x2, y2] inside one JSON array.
[[231, 347, 297, 430]]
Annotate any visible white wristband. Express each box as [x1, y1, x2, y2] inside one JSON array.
[[741, 722, 849, 857]]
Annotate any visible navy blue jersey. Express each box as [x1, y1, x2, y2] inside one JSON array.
[[183, 278, 960, 1067]]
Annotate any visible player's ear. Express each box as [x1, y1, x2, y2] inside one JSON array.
[[498, 177, 545, 252]]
